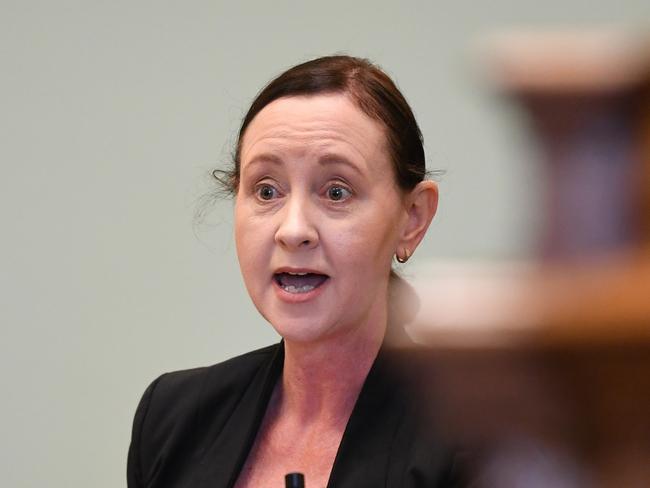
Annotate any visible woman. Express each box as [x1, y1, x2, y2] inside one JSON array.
[[128, 55, 468, 488]]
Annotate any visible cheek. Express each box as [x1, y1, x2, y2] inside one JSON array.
[[233, 206, 247, 263], [329, 208, 402, 275], [234, 204, 266, 281]]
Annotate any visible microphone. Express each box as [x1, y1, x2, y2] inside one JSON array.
[[285, 472, 305, 488]]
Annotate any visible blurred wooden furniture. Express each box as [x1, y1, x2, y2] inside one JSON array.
[[409, 30, 650, 488]]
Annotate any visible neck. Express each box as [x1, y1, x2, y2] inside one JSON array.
[[278, 318, 385, 424]]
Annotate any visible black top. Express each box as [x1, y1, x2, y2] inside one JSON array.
[[127, 342, 471, 487]]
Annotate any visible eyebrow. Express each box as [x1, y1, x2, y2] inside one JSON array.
[[243, 152, 365, 176], [244, 153, 283, 169], [317, 153, 364, 176]]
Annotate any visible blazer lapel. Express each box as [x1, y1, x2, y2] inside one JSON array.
[[326, 347, 407, 488], [192, 343, 410, 488], [196, 342, 284, 488]]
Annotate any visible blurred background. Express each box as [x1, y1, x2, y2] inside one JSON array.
[[2, 1, 650, 487]]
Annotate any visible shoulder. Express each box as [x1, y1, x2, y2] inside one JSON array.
[[127, 343, 281, 487], [137, 343, 280, 433], [146, 343, 279, 407]]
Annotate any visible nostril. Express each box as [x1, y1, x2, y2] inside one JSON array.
[[274, 208, 319, 249]]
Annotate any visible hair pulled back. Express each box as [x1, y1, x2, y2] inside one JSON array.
[[214, 55, 430, 194]]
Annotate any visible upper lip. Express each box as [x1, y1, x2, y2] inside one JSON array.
[[273, 267, 329, 276]]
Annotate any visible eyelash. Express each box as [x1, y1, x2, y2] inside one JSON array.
[[252, 181, 353, 203], [324, 183, 352, 202], [254, 183, 281, 201]]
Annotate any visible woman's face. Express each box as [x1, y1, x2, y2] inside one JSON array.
[[235, 93, 410, 344]]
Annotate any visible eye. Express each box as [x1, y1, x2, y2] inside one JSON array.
[[255, 183, 279, 201], [326, 185, 352, 202]]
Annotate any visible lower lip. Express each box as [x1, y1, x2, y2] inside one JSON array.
[[272, 277, 329, 304]]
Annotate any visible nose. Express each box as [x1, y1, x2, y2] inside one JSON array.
[[274, 194, 319, 251]]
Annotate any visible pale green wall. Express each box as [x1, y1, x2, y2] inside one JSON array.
[[1, 1, 649, 486]]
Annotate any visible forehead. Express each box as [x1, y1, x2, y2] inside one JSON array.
[[239, 93, 390, 170]]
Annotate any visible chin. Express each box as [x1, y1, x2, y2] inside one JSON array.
[[268, 315, 338, 345]]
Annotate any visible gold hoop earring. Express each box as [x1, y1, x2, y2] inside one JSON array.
[[396, 248, 410, 264]]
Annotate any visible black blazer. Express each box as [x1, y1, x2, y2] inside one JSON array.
[[127, 342, 471, 487]]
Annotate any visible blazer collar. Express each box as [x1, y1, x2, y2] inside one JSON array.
[[197, 341, 407, 488], [197, 342, 284, 488]]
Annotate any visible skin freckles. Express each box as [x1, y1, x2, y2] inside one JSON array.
[[234, 93, 408, 348]]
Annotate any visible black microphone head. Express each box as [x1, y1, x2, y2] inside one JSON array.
[[285, 472, 305, 488]]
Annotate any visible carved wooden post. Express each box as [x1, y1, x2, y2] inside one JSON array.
[[409, 31, 650, 488], [486, 31, 650, 260]]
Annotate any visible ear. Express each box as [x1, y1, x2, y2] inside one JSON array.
[[397, 180, 438, 258]]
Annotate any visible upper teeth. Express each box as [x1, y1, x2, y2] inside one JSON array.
[[287, 272, 308, 275]]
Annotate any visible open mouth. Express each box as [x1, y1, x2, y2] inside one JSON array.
[[273, 272, 329, 294]]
